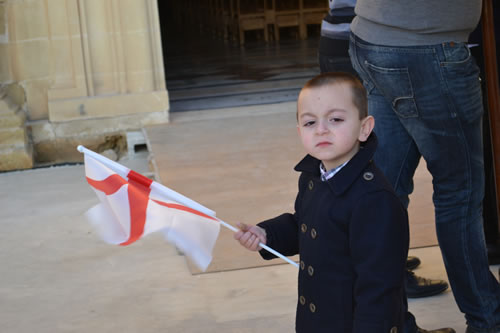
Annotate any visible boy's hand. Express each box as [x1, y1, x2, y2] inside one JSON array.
[[233, 222, 267, 251]]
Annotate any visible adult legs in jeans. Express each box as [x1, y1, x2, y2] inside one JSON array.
[[349, 34, 500, 331]]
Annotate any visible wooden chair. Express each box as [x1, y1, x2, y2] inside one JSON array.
[[273, 0, 305, 40], [264, 0, 277, 41], [236, 0, 268, 45], [301, 0, 328, 38]]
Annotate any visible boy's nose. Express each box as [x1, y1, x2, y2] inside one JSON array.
[[316, 120, 329, 134]]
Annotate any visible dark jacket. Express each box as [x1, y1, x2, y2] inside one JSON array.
[[258, 133, 409, 333]]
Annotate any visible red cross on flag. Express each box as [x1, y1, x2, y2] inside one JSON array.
[[79, 146, 220, 271]]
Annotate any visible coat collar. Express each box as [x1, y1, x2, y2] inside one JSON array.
[[294, 132, 378, 195]]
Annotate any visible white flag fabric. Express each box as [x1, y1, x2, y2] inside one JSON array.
[[82, 151, 220, 271]]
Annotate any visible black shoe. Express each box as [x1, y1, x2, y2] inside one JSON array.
[[417, 327, 456, 333], [406, 270, 449, 298], [406, 256, 421, 270]]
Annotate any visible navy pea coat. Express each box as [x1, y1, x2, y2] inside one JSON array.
[[258, 133, 409, 333]]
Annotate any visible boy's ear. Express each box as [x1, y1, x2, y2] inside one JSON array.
[[358, 115, 374, 142]]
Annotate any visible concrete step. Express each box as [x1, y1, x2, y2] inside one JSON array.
[[0, 127, 27, 147], [0, 145, 33, 171]]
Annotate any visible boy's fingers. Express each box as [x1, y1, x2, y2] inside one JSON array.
[[244, 233, 255, 247], [248, 235, 260, 251], [240, 231, 252, 245], [251, 237, 261, 251], [234, 223, 264, 251]]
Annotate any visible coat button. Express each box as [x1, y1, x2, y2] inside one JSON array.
[[300, 260, 305, 270], [308, 180, 314, 190], [363, 171, 374, 181], [309, 302, 316, 313], [299, 295, 306, 305], [310, 228, 317, 239], [390, 327, 397, 333], [301, 223, 307, 233], [307, 265, 314, 276]]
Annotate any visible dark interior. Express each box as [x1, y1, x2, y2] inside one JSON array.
[[157, 1, 327, 112]]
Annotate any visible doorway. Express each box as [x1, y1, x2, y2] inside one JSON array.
[[157, 1, 326, 112]]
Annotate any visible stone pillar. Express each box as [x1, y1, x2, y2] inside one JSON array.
[[46, 0, 169, 123]]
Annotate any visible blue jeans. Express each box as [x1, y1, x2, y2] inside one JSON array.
[[349, 33, 500, 331]]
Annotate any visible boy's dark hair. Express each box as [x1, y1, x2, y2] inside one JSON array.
[[301, 72, 368, 119]]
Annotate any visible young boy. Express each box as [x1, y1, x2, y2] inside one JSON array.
[[234, 72, 409, 333]]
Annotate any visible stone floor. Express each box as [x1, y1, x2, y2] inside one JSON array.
[[1, 103, 499, 333], [164, 29, 321, 112]]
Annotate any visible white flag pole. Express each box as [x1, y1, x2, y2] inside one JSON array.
[[78, 145, 299, 269]]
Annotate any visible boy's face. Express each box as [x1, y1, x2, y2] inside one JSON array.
[[297, 83, 373, 171]]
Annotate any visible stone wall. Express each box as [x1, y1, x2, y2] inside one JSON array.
[[0, 0, 169, 171]]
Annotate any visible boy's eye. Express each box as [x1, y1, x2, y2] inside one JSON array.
[[330, 117, 344, 122], [303, 120, 315, 127]]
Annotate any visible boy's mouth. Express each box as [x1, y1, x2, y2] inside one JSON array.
[[316, 141, 332, 147]]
